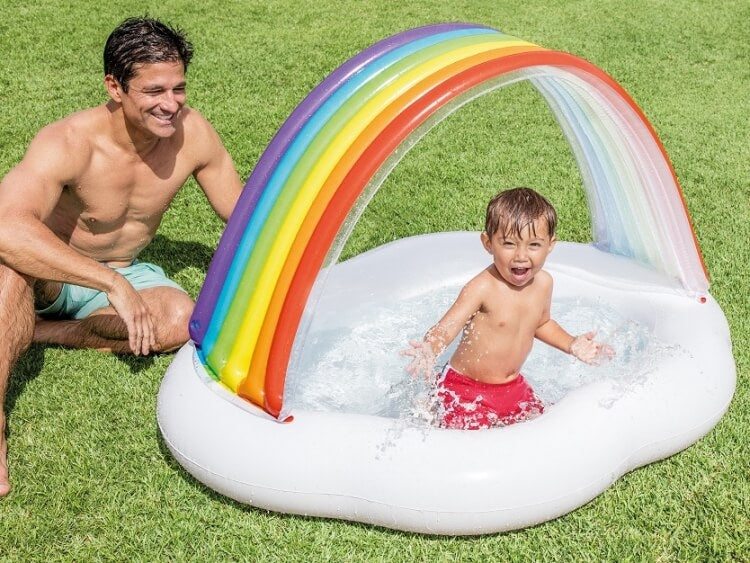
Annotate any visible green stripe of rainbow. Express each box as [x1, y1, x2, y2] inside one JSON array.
[[191, 24, 708, 417]]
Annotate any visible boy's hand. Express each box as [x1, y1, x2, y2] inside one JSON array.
[[570, 331, 615, 365], [400, 340, 437, 380]]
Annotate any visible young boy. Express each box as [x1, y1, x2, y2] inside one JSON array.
[[402, 187, 613, 430]]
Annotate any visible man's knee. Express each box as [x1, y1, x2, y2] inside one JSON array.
[[0, 264, 34, 309], [0, 264, 35, 352], [0, 262, 33, 288], [166, 293, 193, 336], [152, 291, 194, 352]]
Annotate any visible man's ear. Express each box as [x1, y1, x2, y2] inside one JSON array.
[[480, 231, 492, 253], [104, 74, 122, 102]]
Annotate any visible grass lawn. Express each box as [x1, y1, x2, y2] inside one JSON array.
[[1, 0, 748, 560]]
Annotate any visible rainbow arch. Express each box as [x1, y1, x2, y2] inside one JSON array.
[[188, 23, 708, 418]]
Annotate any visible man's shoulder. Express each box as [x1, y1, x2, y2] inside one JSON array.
[[177, 106, 226, 164], [179, 106, 213, 133], [34, 106, 107, 153], [16, 106, 111, 179]]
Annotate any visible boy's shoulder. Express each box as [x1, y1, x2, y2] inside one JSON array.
[[473, 266, 501, 285], [536, 269, 553, 284], [531, 269, 554, 294], [460, 267, 497, 295]]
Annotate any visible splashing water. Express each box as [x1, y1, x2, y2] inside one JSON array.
[[284, 282, 665, 426]]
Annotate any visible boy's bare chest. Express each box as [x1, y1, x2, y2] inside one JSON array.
[[483, 290, 545, 331]]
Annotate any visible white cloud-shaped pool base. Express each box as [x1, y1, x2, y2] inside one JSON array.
[[157, 232, 735, 535]]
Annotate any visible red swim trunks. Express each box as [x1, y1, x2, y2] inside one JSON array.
[[437, 365, 545, 430]]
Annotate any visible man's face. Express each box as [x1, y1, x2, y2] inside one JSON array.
[[111, 60, 187, 138]]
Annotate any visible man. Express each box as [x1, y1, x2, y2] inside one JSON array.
[[0, 17, 244, 496]]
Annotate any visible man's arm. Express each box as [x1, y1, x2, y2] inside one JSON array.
[[189, 112, 243, 221], [0, 124, 116, 285], [0, 123, 155, 354]]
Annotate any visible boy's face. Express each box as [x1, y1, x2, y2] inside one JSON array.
[[480, 217, 556, 287]]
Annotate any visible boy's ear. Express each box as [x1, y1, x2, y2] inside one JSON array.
[[480, 231, 492, 253], [548, 235, 557, 251]]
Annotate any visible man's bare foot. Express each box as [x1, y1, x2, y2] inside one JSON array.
[[0, 432, 9, 497]]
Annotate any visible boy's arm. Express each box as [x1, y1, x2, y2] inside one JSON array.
[[426, 276, 487, 352], [534, 281, 614, 365], [536, 319, 615, 365], [533, 276, 574, 352], [535, 318, 575, 354], [401, 274, 486, 378]]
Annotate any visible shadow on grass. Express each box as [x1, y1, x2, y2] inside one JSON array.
[[5, 344, 46, 429], [138, 234, 216, 278], [117, 353, 158, 374]]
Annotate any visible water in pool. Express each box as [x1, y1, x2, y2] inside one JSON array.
[[284, 282, 665, 425]]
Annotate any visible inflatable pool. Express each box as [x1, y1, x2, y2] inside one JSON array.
[[157, 24, 735, 534]]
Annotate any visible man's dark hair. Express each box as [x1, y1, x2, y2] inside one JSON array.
[[103, 17, 194, 92]]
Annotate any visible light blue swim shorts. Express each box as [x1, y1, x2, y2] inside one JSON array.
[[35, 261, 187, 320]]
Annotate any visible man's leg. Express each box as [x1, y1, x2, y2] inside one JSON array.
[[0, 265, 35, 496], [33, 286, 194, 354]]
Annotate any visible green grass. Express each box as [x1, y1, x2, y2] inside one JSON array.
[[1, 0, 748, 560]]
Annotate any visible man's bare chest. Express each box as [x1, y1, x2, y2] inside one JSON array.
[[56, 154, 193, 233]]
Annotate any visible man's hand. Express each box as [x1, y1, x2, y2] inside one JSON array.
[[570, 331, 615, 365], [106, 275, 156, 355], [400, 340, 438, 380]]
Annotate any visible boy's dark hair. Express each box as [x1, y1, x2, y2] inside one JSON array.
[[484, 187, 557, 239], [103, 17, 193, 92]]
